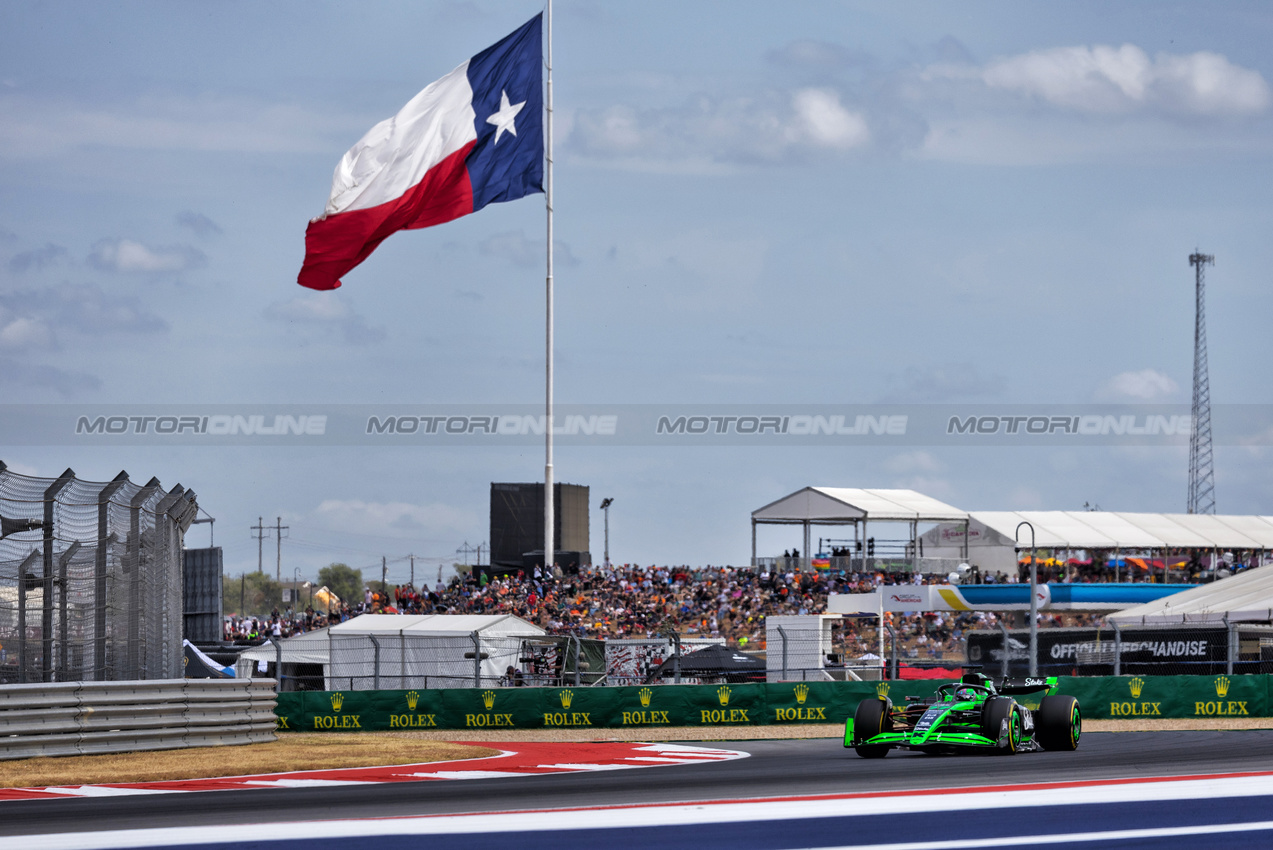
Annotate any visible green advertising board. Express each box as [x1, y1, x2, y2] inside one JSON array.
[[274, 674, 1273, 732]]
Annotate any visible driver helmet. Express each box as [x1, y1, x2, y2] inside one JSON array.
[[955, 686, 979, 701]]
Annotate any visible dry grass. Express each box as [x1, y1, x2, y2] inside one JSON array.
[[1, 735, 496, 788]]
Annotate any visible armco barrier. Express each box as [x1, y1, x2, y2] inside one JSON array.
[[275, 674, 1273, 732], [0, 679, 278, 761]]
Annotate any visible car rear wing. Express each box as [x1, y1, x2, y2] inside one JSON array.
[[997, 676, 1058, 696]]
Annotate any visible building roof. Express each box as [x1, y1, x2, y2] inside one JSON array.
[[1109, 565, 1273, 624], [752, 487, 968, 524], [969, 511, 1273, 551], [329, 613, 544, 636]]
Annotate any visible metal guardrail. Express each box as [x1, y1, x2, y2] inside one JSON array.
[[0, 678, 277, 761]]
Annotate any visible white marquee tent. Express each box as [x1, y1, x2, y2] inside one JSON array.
[[235, 626, 331, 686], [326, 613, 546, 690], [921, 511, 1273, 579], [751, 487, 970, 567]]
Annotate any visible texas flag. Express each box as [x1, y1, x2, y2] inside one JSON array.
[[298, 15, 543, 291]]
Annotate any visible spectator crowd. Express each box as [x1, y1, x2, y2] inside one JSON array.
[[224, 564, 1109, 664]]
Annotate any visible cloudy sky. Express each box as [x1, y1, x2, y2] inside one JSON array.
[[2, 1, 1272, 583]]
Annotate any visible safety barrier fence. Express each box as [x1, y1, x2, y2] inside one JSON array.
[[0, 678, 277, 760], [274, 673, 1273, 731]]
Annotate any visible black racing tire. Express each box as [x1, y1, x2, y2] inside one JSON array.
[[981, 696, 1022, 753], [852, 697, 894, 759], [1036, 694, 1082, 751]]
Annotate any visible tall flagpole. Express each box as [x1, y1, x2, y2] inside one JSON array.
[[544, 0, 555, 576]]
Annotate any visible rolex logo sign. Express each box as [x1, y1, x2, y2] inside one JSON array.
[[559, 690, 574, 709], [775, 683, 826, 722], [313, 690, 361, 729], [702, 685, 749, 724], [390, 690, 437, 729], [1195, 674, 1248, 717], [466, 690, 513, 728], [876, 682, 890, 698], [1109, 676, 1160, 717], [622, 687, 669, 726]]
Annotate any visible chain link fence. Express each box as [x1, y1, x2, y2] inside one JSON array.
[[0, 463, 197, 683], [323, 634, 605, 690]]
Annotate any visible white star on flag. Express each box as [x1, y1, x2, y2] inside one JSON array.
[[485, 89, 526, 145]]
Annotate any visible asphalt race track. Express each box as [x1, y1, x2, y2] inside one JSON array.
[[3, 729, 1273, 842]]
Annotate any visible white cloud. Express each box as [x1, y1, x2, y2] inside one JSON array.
[[88, 238, 206, 274], [1096, 369, 1180, 402], [568, 87, 871, 169], [0, 282, 167, 338], [789, 89, 870, 149], [0, 92, 352, 159], [937, 44, 1270, 117], [264, 293, 385, 345], [0, 317, 54, 350], [312, 499, 476, 540]]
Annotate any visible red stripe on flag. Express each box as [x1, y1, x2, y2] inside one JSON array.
[[298, 141, 476, 291]]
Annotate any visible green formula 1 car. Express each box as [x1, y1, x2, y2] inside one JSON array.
[[844, 672, 1080, 758]]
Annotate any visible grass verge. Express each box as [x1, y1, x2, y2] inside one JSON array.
[[1, 734, 497, 788]]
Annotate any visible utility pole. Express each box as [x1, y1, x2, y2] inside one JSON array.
[[251, 517, 267, 574], [600, 498, 613, 567], [381, 555, 387, 594], [274, 517, 289, 582], [1188, 251, 1217, 515], [409, 553, 414, 588]]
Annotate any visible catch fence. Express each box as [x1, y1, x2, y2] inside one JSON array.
[[966, 622, 1273, 678], [0, 463, 198, 683], [321, 634, 605, 690]]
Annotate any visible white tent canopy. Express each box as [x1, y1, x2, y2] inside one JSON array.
[[327, 613, 546, 690], [967, 511, 1273, 551], [753, 487, 968, 523], [235, 626, 332, 682], [1109, 565, 1273, 625], [751, 487, 969, 566]]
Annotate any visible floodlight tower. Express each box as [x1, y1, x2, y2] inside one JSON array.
[[1187, 251, 1216, 515]]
